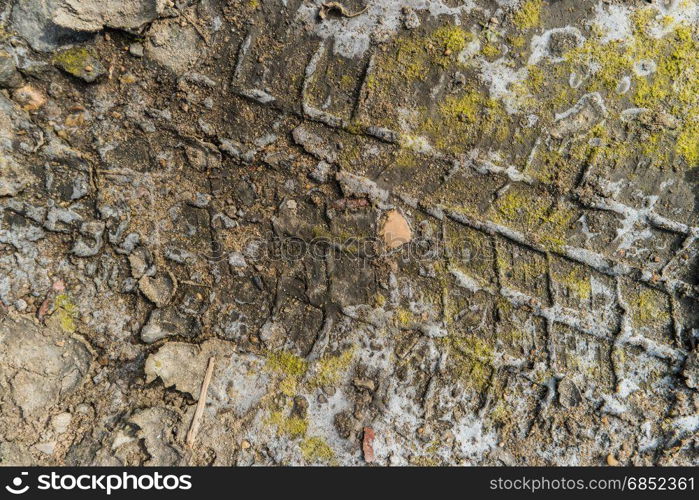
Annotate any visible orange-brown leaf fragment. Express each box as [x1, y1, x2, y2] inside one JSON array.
[[381, 210, 412, 249]]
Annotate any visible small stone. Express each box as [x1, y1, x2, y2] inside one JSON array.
[[190, 192, 211, 208], [380, 210, 412, 249], [145, 340, 270, 416], [51, 412, 72, 434], [228, 252, 247, 269], [35, 442, 56, 455], [129, 43, 145, 58], [606, 453, 619, 466], [334, 411, 353, 439], [129, 248, 152, 279], [241, 440, 251, 450], [138, 272, 177, 308], [291, 395, 308, 419], [557, 378, 581, 408], [353, 377, 376, 392], [141, 306, 194, 344], [71, 221, 106, 257], [309, 161, 331, 183]]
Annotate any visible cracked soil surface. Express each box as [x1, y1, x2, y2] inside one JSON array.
[[1, 0, 699, 466]]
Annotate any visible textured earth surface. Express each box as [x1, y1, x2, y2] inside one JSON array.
[[1, 0, 699, 466]]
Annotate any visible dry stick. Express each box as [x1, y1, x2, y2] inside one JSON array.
[[186, 356, 216, 448], [181, 11, 210, 46]]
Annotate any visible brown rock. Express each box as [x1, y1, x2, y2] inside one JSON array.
[[362, 426, 375, 463]]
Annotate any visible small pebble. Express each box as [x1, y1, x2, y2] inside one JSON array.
[[129, 43, 144, 58]]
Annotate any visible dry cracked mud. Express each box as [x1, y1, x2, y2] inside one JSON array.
[[1, 0, 699, 466]]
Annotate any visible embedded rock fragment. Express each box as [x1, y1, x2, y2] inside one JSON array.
[[0, 314, 92, 417], [140, 306, 196, 344], [11, 0, 162, 52], [0, 52, 22, 89], [145, 21, 202, 73], [52, 0, 163, 33], [128, 407, 181, 466], [0, 158, 32, 198], [10, 0, 87, 52], [138, 272, 177, 308]]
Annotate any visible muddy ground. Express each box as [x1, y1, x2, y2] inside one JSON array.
[[0, 0, 698, 466]]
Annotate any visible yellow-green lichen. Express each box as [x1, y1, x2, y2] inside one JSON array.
[[565, 39, 632, 92], [362, 25, 473, 129], [444, 334, 494, 391], [340, 73, 354, 90], [374, 292, 387, 308], [513, 0, 543, 30], [312, 348, 355, 387], [501, 327, 526, 347], [300, 437, 335, 464], [395, 307, 413, 327], [432, 25, 471, 58], [266, 351, 308, 377], [267, 411, 308, 438], [675, 111, 699, 166], [278, 377, 299, 397], [489, 401, 511, 424], [631, 289, 670, 326], [53, 293, 78, 333], [481, 43, 501, 59], [509, 35, 527, 49], [418, 87, 510, 153], [52, 47, 96, 77], [558, 267, 592, 301], [558, 9, 699, 168], [491, 189, 574, 251], [398, 134, 431, 153]]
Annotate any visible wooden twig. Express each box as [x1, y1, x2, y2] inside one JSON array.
[[186, 356, 216, 448], [181, 10, 210, 46]]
